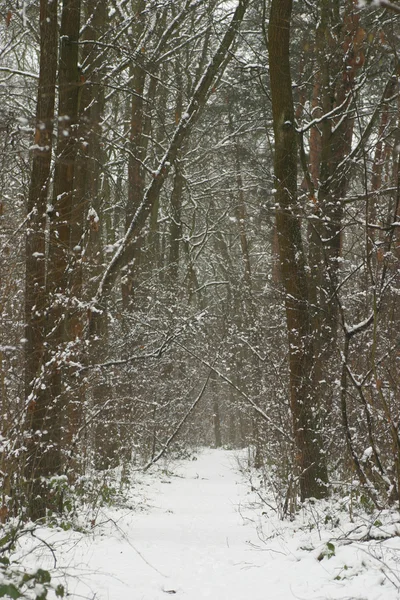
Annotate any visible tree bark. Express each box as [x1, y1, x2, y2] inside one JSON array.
[[268, 0, 328, 500], [26, 0, 82, 520], [121, 0, 147, 308], [67, 0, 108, 470], [306, 0, 365, 470], [168, 60, 184, 283], [24, 0, 57, 417], [24, 0, 58, 521]]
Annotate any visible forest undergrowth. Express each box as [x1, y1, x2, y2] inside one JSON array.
[[238, 450, 400, 595], [2, 447, 400, 599]]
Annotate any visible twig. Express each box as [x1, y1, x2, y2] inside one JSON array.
[[143, 367, 213, 471]]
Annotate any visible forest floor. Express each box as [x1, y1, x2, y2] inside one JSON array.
[[13, 448, 400, 599]]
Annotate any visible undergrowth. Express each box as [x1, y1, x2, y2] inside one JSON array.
[[0, 462, 135, 599], [237, 451, 400, 592]]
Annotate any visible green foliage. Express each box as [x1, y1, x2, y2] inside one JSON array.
[[324, 513, 340, 527], [326, 542, 336, 558], [0, 468, 130, 599], [0, 522, 65, 600], [317, 541, 336, 561], [359, 494, 375, 514], [45, 469, 125, 531], [0, 584, 21, 599], [99, 483, 117, 506], [0, 565, 59, 599]]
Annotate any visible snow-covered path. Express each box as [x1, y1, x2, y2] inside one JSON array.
[[39, 448, 399, 599], [73, 449, 275, 599], [125, 449, 267, 599]]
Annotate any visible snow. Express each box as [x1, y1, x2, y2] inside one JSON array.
[[362, 447, 374, 461], [11, 449, 400, 599], [87, 207, 99, 223]]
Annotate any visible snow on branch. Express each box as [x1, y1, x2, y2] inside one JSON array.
[[91, 0, 250, 309]]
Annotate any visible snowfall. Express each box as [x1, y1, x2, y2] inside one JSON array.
[[10, 449, 400, 599]]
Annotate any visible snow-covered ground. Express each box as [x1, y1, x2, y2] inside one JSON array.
[[12, 449, 400, 599]]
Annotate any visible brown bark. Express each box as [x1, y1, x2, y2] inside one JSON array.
[[268, 0, 328, 500], [234, 143, 252, 287], [212, 371, 222, 448], [169, 160, 185, 282], [147, 64, 169, 278], [24, 0, 57, 416], [306, 0, 365, 447], [168, 62, 184, 283], [26, 0, 81, 520], [122, 1, 146, 307], [368, 78, 396, 256], [74, 0, 107, 292], [24, 0, 58, 521], [66, 0, 108, 467]]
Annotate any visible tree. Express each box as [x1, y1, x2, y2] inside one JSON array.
[[24, 0, 59, 520], [268, 0, 328, 500]]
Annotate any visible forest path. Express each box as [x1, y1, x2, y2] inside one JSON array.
[[72, 448, 297, 599], [61, 448, 397, 600], [24, 449, 398, 599]]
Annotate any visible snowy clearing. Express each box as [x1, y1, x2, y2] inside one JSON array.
[[13, 449, 400, 599]]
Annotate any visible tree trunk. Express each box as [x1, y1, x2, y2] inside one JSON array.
[[212, 371, 222, 448], [26, 0, 81, 520], [24, 0, 58, 405], [24, 0, 58, 521], [169, 60, 184, 283], [67, 0, 108, 471], [306, 0, 365, 467], [268, 0, 328, 500], [121, 0, 146, 308]]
